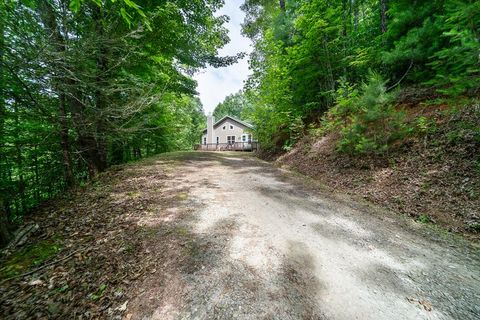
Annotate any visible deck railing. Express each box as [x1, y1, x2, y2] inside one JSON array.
[[195, 142, 259, 152]]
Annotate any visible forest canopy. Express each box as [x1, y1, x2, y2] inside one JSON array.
[[212, 90, 253, 121], [0, 0, 242, 242], [1, 0, 479, 245], [241, 0, 479, 152]]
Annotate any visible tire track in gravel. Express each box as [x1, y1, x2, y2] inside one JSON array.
[[127, 151, 480, 320]]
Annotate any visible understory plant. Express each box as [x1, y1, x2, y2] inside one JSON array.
[[323, 73, 410, 154]]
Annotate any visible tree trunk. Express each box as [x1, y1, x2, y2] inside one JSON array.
[[37, 2, 76, 185], [93, 7, 108, 172], [353, 0, 359, 32], [380, 0, 388, 34], [59, 93, 75, 187], [13, 102, 25, 213], [0, 208, 11, 247], [341, 0, 349, 77], [279, 0, 285, 11], [0, 0, 12, 247], [111, 140, 124, 164], [33, 146, 40, 201]]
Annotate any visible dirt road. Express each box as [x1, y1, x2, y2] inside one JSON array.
[[127, 152, 480, 320]]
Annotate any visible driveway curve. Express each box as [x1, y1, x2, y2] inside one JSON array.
[[128, 152, 480, 320]]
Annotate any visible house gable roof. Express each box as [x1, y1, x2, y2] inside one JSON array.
[[202, 115, 253, 133], [213, 116, 253, 129]]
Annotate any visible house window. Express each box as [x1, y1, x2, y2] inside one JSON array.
[[230, 125, 234, 130], [241, 134, 252, 142], [222, 126, 226, 130], [216, 136, 219, 144], [227, 136, 235, 144], [203, 137, 206, 145]]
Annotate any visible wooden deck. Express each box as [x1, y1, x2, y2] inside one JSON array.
[[195, 142, 259, 152]]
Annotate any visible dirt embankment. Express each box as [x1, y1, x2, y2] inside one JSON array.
[[0, 154, 199, 319], [276, 103, 480, 239]]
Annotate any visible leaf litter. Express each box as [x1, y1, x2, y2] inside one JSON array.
[[0, 155, 199, 319]]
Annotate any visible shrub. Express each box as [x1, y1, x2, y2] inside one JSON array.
[[323, 73, 410, 154], [415, 116, 437, 135]]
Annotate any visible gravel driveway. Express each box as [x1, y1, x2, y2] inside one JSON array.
[[128, 152, 480, 320]]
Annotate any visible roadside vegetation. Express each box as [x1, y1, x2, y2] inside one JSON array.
[[0, 0, 244, 245], [212, 90, 253, 121], [1, 1, 478, 317], [240, 0, 479, 236]]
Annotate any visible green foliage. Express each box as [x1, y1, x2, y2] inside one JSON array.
[[418, 214, 432, 224], [474, 159, 480, 173], [241, 0, 479, 154], [325, 73, 409, 154], [428, 0, 480, 95], [415, 116, 437, 135], [0, 240, 62, 279], [0, 0, 231, 225], [321, 78, 360, 133], [89, 284, 108, 301], [284, 114, 304, 151], [383, 1, 445, 82], [384, 0, 479, 93], [213, 91, 252, 121]]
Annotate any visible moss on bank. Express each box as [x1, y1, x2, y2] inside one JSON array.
[[0, 239, 63, 279]]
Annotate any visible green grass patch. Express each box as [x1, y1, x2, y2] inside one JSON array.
[[176, 192, 189, 201], [126, 191, 141, 198], [0, 239, 63, 279], [417, 214, 432, 224], [89, 283, 107, 300], [468, 223, 480, 233]]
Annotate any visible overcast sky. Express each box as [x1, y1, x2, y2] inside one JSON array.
[[193, 0, 252, 115]]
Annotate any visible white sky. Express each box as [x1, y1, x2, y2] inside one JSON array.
[[194, 0, 253, 115]]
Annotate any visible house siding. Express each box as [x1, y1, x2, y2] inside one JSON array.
[[201, 117, 252, 145], [214, 119, 251, 143]]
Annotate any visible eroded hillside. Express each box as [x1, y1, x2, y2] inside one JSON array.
[[277, 102, 480, 239]]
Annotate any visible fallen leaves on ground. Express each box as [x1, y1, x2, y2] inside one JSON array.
[[277, 104, 480, 240], [0, 156, 195, 319]]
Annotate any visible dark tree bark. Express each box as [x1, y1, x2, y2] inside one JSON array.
[[0, 209, 11, 247], [93, 7, 108, 172], [13, 102, 25, 213], [353, 0, 359, 32], [59, 94, 75, 186], [380, 0, 388, 34], [37, 2, 75, 185], [279, 0, 285, 11], [111, 140, 125, 164], [0, 0, 12, 246], [39, 2, 107, 179]]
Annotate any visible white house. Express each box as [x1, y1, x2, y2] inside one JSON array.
[[199, 115, 256, 151]]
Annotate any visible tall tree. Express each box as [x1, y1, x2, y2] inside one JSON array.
[[0, 0, 241, 235], [213, 91, 252, 120], [380, 0, 388, 33], [37, 1, 75, 186], [0, 0, 11, 246], [241, 0, 479, 152]]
